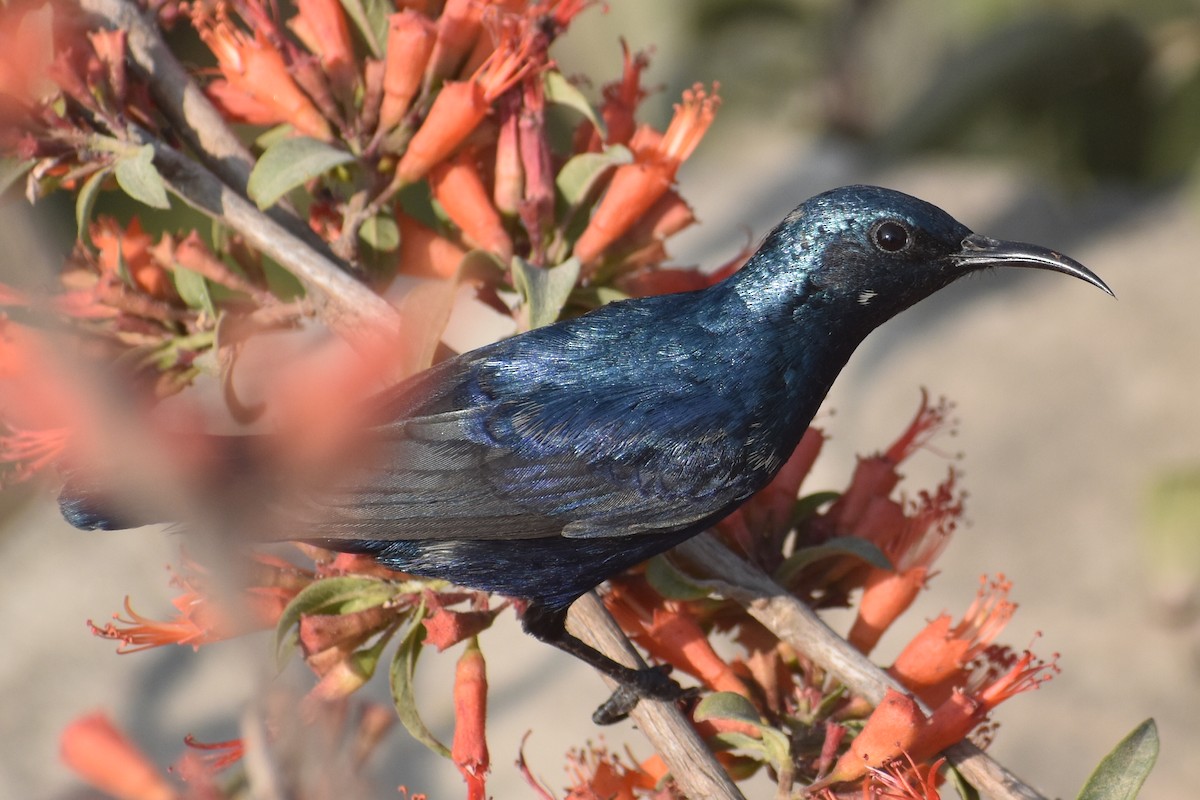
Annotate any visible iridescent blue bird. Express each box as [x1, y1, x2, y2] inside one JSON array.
[[60, 185, 1111, 722]]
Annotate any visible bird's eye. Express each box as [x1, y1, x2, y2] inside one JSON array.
[[872, 220, 910, 253]]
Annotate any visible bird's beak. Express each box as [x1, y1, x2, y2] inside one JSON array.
[[954, 233, 1114, 296]]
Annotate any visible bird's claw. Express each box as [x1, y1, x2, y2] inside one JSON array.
[[590, 664, 698, 725]]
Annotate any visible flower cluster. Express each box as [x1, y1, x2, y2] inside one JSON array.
[[0, 0, 1069, 798]]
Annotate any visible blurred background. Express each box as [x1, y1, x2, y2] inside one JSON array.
[[5, 0, 1200, 797]]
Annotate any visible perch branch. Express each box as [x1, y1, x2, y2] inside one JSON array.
[[567, 592, 746, 800], [674, 532, 1048, 800]]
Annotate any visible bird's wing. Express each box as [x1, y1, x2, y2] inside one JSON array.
[[295, 315, 768, 543]]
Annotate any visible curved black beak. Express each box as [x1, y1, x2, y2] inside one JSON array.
[[954, 234, 1114, 297]]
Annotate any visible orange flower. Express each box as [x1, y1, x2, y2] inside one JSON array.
[[90, 592, 231, 652], [825, 689, 926, 785], [90, 217, 175, 300], [0, 422, 69, 485], [194, 3, 333, 140], [573, 83, 719, 268], [865, 755, 945, 800], [452, 638, 489, 800], [60, 712, 178, 800], [493, 90, 523, 214], [288, 0, 356, 94], [378, 10, 436, 134], [889, 576, 1016, 707], [89, 555, 295, 652], [394, 28, 537, 185], [607, 579, 748, 697], [396, 213, 467, 279], [600, 41, 651, 147], [564, 743, 659, 800], [915, 649, 1058, 762], [429, 150, 514, 259], [425, 0, 485, 84], [846, 469, 961, 654]]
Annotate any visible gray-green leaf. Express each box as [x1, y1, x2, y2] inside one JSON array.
[[555, 145, 632, 207], [774, 535, 892, 585], [173, 268, 215, 317], [248, 136, 355, 210], [389, 612, 451, 758], [360, 214, 400, 252], [512, 256, 580, 330], [1076, 719, 1159, 800], [75, 167, 111, 242], [114, 144, 170, 209], [544, 71, 605, 138]]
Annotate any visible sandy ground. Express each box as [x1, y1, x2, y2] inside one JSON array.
[[2, 69, 1197, 800]]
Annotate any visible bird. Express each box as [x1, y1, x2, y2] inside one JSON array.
[[59, 185, 1111, 723]]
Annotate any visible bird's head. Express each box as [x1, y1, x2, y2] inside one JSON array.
[[742, 185, 1111, 324]]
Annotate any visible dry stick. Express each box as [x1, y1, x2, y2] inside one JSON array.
[[567, 593, 746, 800], [674, 533, 1047, 800]]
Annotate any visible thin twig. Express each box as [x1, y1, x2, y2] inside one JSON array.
[[673, 533, 1048, 800], [567, 593, 746, 800]]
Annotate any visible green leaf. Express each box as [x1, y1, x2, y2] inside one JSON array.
[[0, 157, 34, 197], [694, 691, 763, 728], [645, 555, 710, 601], [274, 576, 398, 663], [173, 268, 215, 317], [248, 136, 354, 210], [339, 0, 387, 57], [389, 611, 451, 758], [114, 144, 170, 209], [774, 536, 892, 585], [74, 167, 111, 243], [790, 490, 841, 526], [709, 731, 768, 756], [511, 256, 580, 330], [1076, 719, 1159, 800], [555, 145, 632, 207], [360, 214, 400, 252], [544, 71, 605, 138]]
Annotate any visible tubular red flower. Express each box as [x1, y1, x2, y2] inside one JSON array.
[[452, 638, 489, 800], [429, 150, 513, 259], [825, 689, 926, 785], [193, 4, 332, 140], [573, 83, 719, 267], [847, 566, 929, 655], [889, 576, 1017, 706], [378, 10, 436, 134], [0, 423, 69, 485], [600, 40, 650, 147], [915, 649, 1059, 762], [289, 0, 356, 94], [426, 0, 486, 84], [394, 27, 536, 184], [60, 712, 178, 800], [90, 217, 175, 300]]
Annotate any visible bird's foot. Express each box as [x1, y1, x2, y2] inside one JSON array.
[[591, 664, 698, 725]]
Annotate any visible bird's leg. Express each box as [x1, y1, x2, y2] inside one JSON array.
[[520, 600, 690, 725]]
